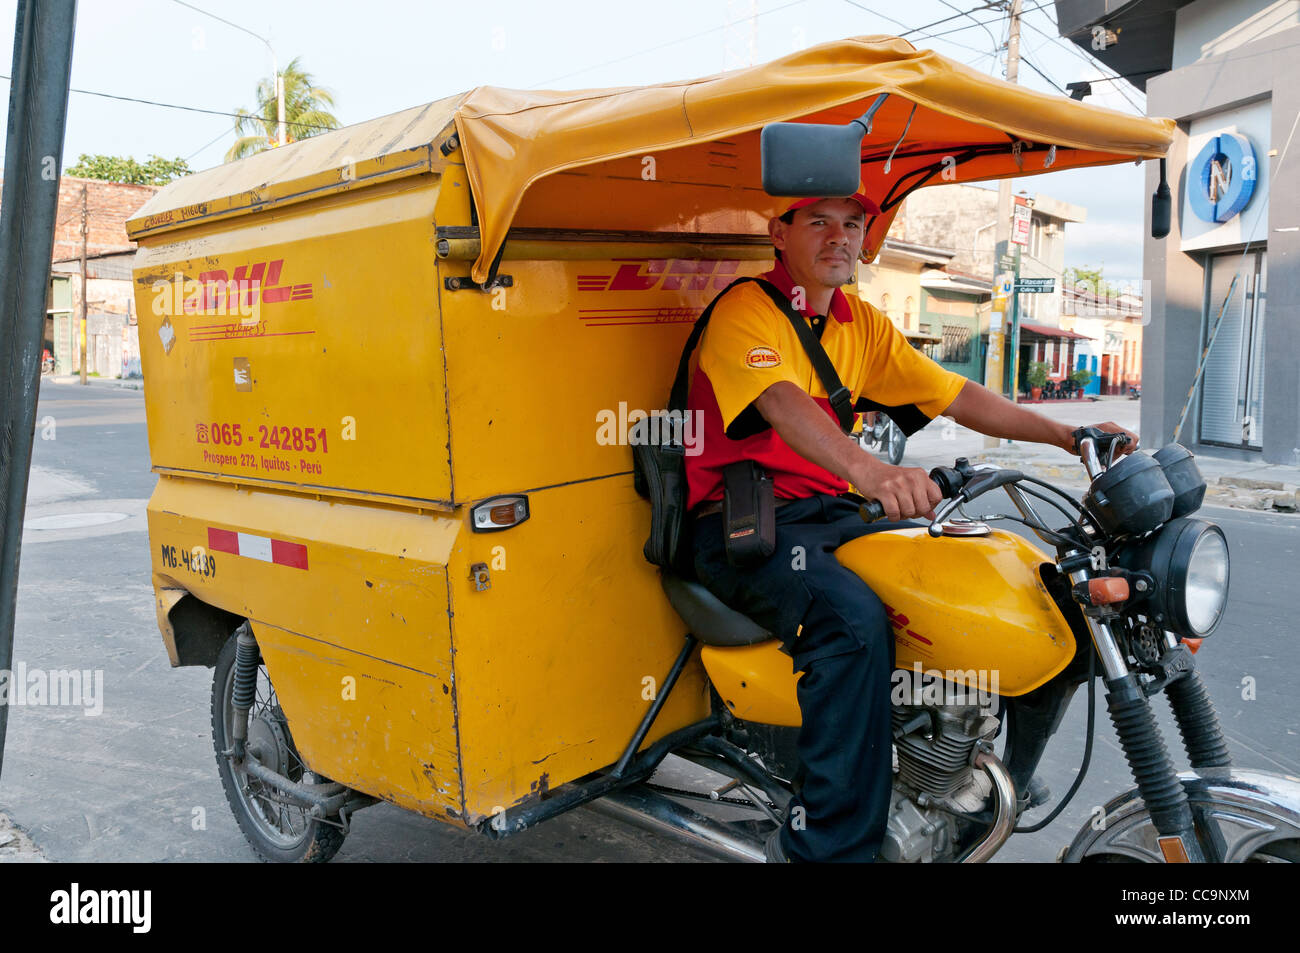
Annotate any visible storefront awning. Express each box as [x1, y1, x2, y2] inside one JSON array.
[[1019, 322, 1091, 340]]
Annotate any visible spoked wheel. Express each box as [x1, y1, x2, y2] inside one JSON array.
[[211, 626, 346, 863], [859, 413, 906, 465], [884, 417, 906, 465]]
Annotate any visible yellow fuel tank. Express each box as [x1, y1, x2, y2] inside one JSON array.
[[838, 527, 1076, 695], [702, 527, 1077, 726]]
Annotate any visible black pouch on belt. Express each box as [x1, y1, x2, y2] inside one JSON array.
[[722, 460, 776, 568]]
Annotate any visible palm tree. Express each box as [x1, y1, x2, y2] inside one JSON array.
[[225, 57, 341, 162]]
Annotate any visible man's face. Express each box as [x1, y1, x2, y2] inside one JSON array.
[[769, 198, 867, 289]]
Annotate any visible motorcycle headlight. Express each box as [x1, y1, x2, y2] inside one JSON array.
[[1116, 518, 1230, 638]]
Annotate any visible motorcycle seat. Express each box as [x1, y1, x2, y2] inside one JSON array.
[[660, 573, 776, 647]]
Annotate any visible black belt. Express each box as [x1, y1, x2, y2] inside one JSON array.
[[694, 491, 865, 520], [693, 497, 798, 520]]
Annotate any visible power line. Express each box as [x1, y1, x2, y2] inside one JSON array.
[[0, 75, 334, 133], [900, 1, 1003, 38], [1019, 6, 1145, 112], [938, 0, 1001, 52], [531, 0, 807, 87], [170, 0, 274, 55], [185, 125, 235, 162], [841, 0, 999, 58], [1018, 55, 1068, 96], [902, 0, 1054, 41]]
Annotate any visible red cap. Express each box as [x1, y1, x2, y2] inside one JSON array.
[[785, 191, 880, 216]]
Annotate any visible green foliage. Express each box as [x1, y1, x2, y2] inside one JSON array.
[[65, 153, 192, 185], [225, 57, 341, 162], [1070, 367, 1094, 387], [1064, 264, 1117, 299], [1027, 362, 1051, 389]]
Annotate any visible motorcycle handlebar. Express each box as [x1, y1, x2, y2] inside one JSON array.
[[857, 460, 974, 524], [1071, 426, 1131, 456], [857, 458, 1024, 526]]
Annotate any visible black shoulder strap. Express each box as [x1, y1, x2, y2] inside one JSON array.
[[751, 280, 855, 433], [667, 277, 763, 414], [667, 276, 855, 435]]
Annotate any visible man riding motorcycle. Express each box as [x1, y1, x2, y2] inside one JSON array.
[[684, 189, 1137, 862]]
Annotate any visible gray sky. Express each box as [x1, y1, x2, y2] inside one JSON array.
[[1, 0, 1153, 284]]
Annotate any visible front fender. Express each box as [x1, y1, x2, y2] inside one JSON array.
[[1062, 768, 1300, 862]]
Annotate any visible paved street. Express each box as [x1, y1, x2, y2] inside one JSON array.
[[1, 382, 1296, 863]]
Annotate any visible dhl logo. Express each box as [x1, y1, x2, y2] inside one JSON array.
[[885, 605, 933, 646], [183, 259, 313, 313], [577, 258, 741, 293]]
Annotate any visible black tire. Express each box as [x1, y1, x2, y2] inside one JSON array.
[[885, 418, 906, 466], [211, 626, 346, 863], [1079, 836, 1300, 863], [1245, 839, 1300, 862]]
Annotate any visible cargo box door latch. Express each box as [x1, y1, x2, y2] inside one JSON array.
[[470, 563, 491, 592], [444, 274, 513, 292]]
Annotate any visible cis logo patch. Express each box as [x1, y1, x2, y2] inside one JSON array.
[[745, 346, 782, 369]]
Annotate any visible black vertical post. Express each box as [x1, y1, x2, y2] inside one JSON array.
[[0, 0, 78, 780]]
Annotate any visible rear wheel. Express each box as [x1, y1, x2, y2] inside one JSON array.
[[211, 625, 346, 863]]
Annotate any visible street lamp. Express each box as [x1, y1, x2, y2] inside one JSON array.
[[174, 2, 285, 146]]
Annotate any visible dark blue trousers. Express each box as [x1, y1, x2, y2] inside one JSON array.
[[693, 494, 917, 862]]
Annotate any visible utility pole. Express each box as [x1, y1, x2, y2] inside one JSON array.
[[276, 57, 286, 146], [724, 0, 758, 69], [0, 0, 78, 785], [78, 183, 88, 385], [982, 0, 1022, 446]]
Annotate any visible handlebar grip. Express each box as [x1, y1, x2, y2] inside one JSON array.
[[1072, 426, 1132, 455], [859, 468, 953, 524], [859, 500, 888, 523]]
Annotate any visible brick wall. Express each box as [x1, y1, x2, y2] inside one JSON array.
[[0, 176, 157, 261], [51, 177, 157, 260]]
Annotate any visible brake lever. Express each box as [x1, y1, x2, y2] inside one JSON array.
[[926, 468, 1025, 537]]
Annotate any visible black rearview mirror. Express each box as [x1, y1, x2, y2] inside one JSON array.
[[761, 94, 888, 198]]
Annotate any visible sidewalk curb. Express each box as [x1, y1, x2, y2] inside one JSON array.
[[46, 375, 143, 391], [969, 452, 1300, 515], [0, 812, 48, 863]]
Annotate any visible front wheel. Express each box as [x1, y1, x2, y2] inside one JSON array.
[[211, 624, 346, 863], [1062, 768, 1300, 863]]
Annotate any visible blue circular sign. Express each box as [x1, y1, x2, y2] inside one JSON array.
[[1189, 132, 1257, 224]]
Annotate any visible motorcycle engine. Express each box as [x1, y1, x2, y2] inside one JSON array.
[[880, 705, 1001, 863]]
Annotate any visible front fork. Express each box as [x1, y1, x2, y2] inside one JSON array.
[[1067, 563, 1230, 862]]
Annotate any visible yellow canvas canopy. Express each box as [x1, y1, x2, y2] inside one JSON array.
[[129, 35, 1173, 283], [453, 35, 1173, 281]]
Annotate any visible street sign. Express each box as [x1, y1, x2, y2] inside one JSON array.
[[1011, 202, 1032, 247], [1015, 278, 1056, 293], [998, 255, 1016, 270]]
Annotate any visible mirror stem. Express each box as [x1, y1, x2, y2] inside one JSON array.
[[852, 94, 890, 136]]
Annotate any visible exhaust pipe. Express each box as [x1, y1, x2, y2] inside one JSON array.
[[586, 784, 767, 863], [957, 749, 1017, 863]]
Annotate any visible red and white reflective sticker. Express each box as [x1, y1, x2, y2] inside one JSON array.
[[207, 528, 308, 570]]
